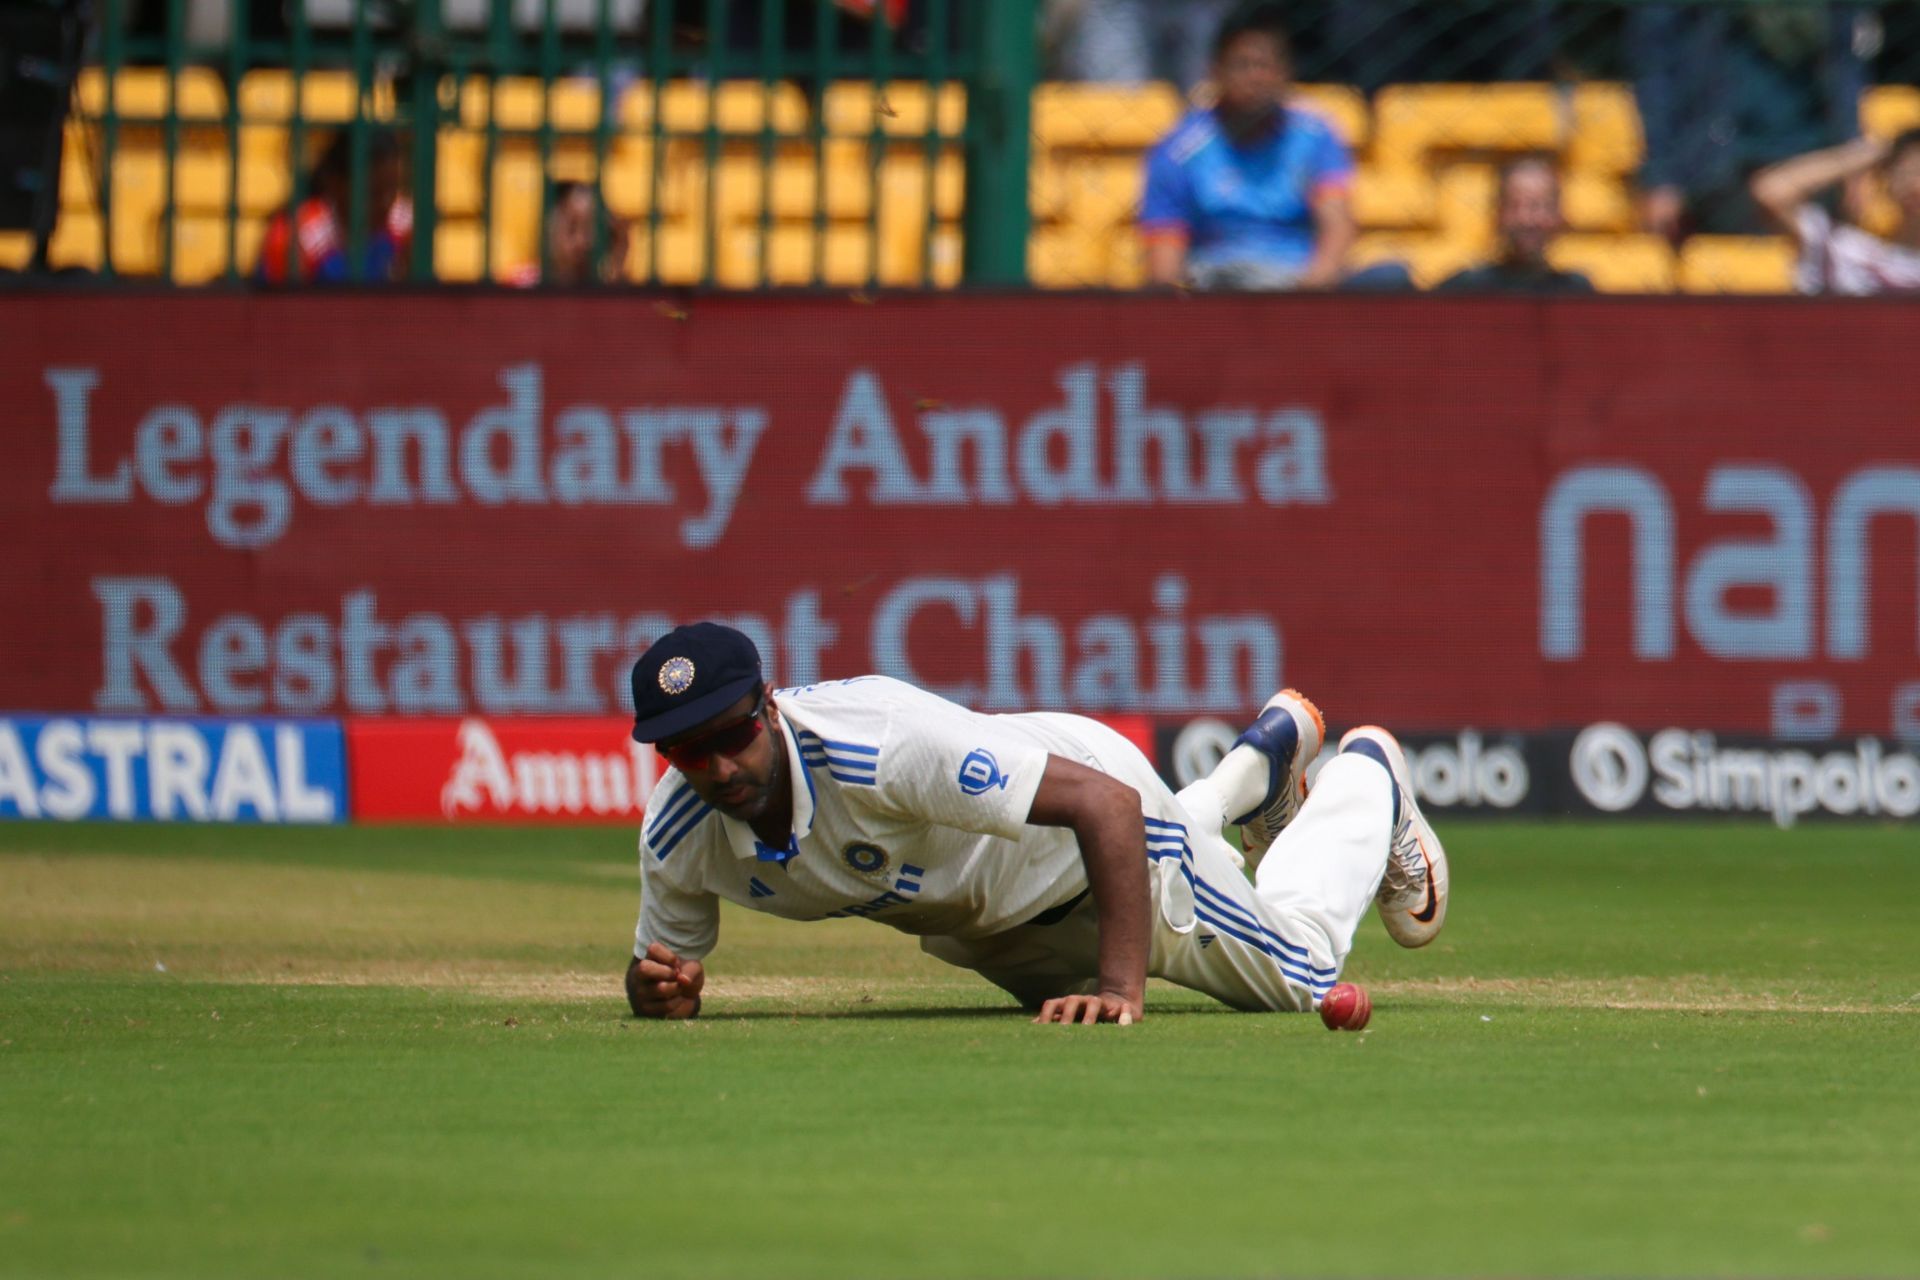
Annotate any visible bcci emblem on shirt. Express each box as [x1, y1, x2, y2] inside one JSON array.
[[843, 842, 890, 877]]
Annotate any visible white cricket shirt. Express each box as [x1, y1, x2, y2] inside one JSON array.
[[632, 676, 1160, 960], [1794, 205, 1920, 295]]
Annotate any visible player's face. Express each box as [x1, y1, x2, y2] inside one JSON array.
[[1214, 33, 1289, 132], [659, 690, 785, 821]]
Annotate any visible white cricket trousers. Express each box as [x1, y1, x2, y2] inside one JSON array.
[[920, 749, 1396, 1013]]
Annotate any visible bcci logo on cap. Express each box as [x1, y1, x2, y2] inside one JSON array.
[[657, 656, 696, 695], [957, 748, 1009, 796]]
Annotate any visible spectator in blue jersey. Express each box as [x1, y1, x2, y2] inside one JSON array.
[[1138, 2, 1356, 290]]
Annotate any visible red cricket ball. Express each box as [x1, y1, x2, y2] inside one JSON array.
[[1319, 982, 1371, 1031]]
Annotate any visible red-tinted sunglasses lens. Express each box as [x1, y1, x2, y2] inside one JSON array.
[[659, 715, 764, 772]]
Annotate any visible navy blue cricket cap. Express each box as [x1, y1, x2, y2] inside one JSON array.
[[630, 622, 764, 743]]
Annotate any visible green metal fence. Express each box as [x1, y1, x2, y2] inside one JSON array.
[[7, 2, 1917, 293], [22, 0, 1031, 287]]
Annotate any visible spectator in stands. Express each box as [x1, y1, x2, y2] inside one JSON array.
[[1751, 129, 1920, 295], [256, 130, 411, 284], [1056, 0, 1239, 93], [1139, 2, 1356, 291], [507, 183, 631, 287], [1628, 3, 1870, 243], [1436, 157, 1594, 295]]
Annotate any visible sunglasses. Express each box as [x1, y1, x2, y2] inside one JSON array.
[[657, 691, 767, 772]]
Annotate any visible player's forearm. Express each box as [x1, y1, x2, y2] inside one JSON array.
[[1073, 795, 1152, 1004]]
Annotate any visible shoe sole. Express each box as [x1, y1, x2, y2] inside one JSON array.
[[1238, 689, 1326, 855], [1339, 725, 1448, 948]]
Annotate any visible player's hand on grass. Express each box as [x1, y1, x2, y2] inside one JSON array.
[[629, 942, 705, 1019], [1032, 991, 1142, 1026]]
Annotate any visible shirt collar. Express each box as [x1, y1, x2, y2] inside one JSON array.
[[719, 714, 816, 863]]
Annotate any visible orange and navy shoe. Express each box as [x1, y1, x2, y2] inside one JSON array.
[[1338, 725, 1449, 948], [1231, 689, 1326, 861]]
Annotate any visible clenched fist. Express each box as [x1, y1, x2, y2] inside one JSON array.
[[627, 942, 705, 1019]]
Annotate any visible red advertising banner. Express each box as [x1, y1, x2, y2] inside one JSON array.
[[3, 293, 1916, 741], [346, 713, 1154, 823], [348, 717, 657, 822]]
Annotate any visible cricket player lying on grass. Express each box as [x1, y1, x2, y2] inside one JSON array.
[[625, 623, 1448, 1025]]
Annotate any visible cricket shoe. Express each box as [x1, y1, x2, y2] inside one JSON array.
[[1230, 689, 1326, 861], [1338, 726, 1448, 948]]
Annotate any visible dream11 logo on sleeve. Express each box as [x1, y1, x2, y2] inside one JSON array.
[[957, 748, 1008, 796]]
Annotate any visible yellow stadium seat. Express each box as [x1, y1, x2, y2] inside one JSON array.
[[763, 143, 874, 221], [461, 77, 605, 133], [47, 210, 103, 270], [874, 216, 959, 286], [0, 230, 30, 270], [598, 138, 666, 217], [487, 149, 546, 274], [1106, 232, 1146, 289], [1352, 167, 1437, 231], [1864, 86, 1920, 140], [170, 214, 236, 284], [431, 130, 481, 217], [1057, 155, 1143, 232], [1548, 233, 1674, 293], [1374, 84, 1561, 169], [434, 217, 486, 282], [1434, 164, 1497, 249], [238, 69, 392, 124], [823, 81, 966, 139], [1678, 236, 1796, 294], [1566, 83, 1642, 177], [235, 128, 293, 213], [93, 147, 164, 275], [1033, 83, 1182, 150], [1291, 84, 1369, 149], [1029, 155, 1074, 223], [60, 123, 101, 209], [1349, 233, 1480, 289], [631, 221, 707, 285], [75, 67, 226, 122], [874, 150, 966, 227], [170, 146, 230, 213], [616, 80, 812, 137], [1028, 224, 1105, 288], [757, 223, 874, 287], [720, 210, 945, 288], [1562, 171, 1635, 232]]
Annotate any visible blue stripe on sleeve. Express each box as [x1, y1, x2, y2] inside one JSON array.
[[646, 785, 702, 839], [652, 800, 714, 861]]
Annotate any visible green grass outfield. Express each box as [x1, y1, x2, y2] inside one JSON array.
[[2, 820, 1916, 1280]]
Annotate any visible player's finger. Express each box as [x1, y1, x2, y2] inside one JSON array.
[[1117, 1007, 1134, 1026], [644, 942, 680, 966], [675, 971, 699, 991], [1032, 999, 1059, 1024], [636, 959, 677, 982], [1080, 999, 1101, 1025], [650, 979, 682, 997]]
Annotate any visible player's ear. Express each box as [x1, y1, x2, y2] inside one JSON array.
[[763, 690, 780, 727]]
